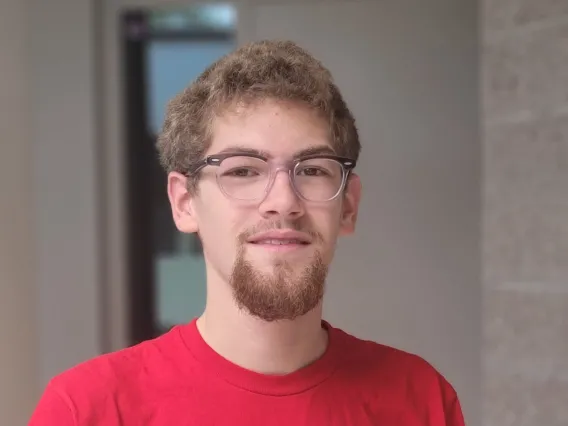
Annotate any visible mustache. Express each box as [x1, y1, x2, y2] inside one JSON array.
[[238, 220, 324, 244]]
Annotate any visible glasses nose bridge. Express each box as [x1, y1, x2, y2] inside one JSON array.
[[264, 163, 297, 198], [272, 163, 294, 176]]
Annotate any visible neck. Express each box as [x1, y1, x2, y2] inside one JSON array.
[[197, 274, 328, 375]]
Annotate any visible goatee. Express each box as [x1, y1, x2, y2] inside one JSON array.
[[230, 241, 328, 322]]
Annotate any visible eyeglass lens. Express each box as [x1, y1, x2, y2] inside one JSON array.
[[216, 156, 345, 201]]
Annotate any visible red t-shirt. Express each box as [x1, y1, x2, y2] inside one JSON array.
[[29, 320, 465, 425]]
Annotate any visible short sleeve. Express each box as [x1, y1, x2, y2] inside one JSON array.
[[28, 383, 76, 426], [438, 374, 466, 426]]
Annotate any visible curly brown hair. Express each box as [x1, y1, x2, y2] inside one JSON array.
[[156, 39, 361, 191]]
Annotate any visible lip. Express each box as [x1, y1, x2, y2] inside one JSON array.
[[247, 230, 313, 245]]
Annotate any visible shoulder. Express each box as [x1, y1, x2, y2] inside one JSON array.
[[332, 324, 444, 378], [330, 324, 464, 421], [50, 329, 172, 393], [31, 326, 186, 424]]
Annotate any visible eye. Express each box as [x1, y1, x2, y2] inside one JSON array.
[[297, 167, 328, 177], [223, 167, 260, 177]]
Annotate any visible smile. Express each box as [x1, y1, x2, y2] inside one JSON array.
[[250, 239, 309, 245]]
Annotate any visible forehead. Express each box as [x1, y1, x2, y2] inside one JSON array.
[[207, 99, 334, 158]]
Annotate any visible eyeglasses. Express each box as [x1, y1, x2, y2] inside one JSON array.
[[188, 152, 356, 202]]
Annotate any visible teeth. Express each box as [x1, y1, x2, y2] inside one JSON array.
[[256, 239, 303, 245]]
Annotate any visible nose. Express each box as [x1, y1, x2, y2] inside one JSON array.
[[258, 169, 305, 219]]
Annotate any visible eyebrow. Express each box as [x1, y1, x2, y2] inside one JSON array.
[[216, 145, 270, 157], [215, 144, 336, 159], [293, 145, 336, 159]]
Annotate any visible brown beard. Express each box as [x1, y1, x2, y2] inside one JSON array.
[[229, 222, 328, 322]]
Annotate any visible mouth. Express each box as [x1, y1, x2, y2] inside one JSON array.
[[249, 239, 310, 246], [247, 240, 310, 254], [246, 231, 313, 252]]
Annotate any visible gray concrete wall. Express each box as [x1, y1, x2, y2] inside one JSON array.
[[482, 1, 568, 425]]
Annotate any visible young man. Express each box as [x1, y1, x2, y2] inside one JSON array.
[[30, 40, 466, 425]]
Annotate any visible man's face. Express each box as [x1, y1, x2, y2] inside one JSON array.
[[168, 99, 361, 321]]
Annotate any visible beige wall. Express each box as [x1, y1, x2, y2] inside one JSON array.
[[29, 0, 102, 389], [0, 0, 38, 424], [0, 0, 100, 423], [482, 1, 568, 425]]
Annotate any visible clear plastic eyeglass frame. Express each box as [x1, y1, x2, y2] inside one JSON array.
[[187, 151, 357, 202]]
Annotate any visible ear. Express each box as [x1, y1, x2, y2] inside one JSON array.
[[167, 172, 199, 234], [339, 173, 361, 236]]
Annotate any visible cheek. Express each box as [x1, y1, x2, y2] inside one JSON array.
[[308, 210, 342, 246], [314, 202, 343, 229], [195, 193, 243, 250]]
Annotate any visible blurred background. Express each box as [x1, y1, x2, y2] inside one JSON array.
[[1, 0, 567, 425]]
